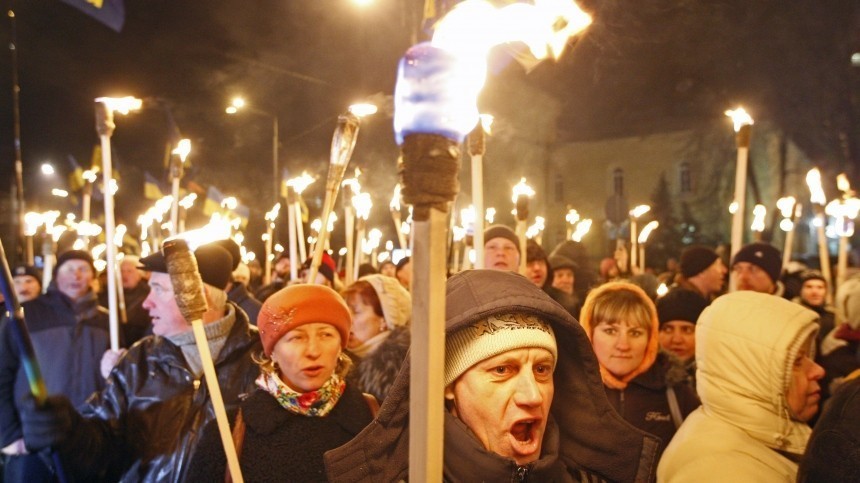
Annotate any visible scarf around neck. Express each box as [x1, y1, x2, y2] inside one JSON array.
[[256, 368, 346, 417]]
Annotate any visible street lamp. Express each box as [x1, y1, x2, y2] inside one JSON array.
[[226, 96, 279, 205]]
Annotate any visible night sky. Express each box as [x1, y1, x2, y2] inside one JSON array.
[[1, 0, 858, 255]]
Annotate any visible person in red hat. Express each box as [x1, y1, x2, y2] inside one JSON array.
[[187, 284, 375, 481]]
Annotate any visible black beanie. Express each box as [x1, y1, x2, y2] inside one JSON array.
[[484, 225, 520, 252], [212, 239, 241, 271], [526, 239, 547, 263], [731, 242, 782, 283], [54, 250, 95, 278], [138, 244, 233, 290], [680, 246, 719, 279], [548, 254, 578, 272], [657, 289, 709, 326], [13, 265, 42, 285]]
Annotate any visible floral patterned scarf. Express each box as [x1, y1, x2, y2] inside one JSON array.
[[255, 369, 346, 417]]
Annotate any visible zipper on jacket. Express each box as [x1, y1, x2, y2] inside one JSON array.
[[515, 465, 529, 482]]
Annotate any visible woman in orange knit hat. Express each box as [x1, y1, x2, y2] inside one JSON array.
[[579, 281, 699, 460], [187, 284, 375, 481]]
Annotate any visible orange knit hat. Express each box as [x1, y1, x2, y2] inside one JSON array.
[[258, 284, 352, 355]]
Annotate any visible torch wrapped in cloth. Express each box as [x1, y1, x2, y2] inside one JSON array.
[[162, 239, 244, 483], [306, 115, 360, 284]]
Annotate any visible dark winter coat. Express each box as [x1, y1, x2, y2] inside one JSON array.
[[0, 289, 110, 446], [122, 281, 152, 346], [228, 282, 262, 325], [798, 375, 860, 482], [325, 270, 660, 483], [52, 303, 261, 483], [187, 385, 374, 482], [602, 352, 700, 459], [347, 326, 410, 403]]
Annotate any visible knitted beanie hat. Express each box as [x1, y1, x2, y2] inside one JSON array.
[[731, 242, 782, 283], [483, 225, 520, 253], [360, 274, 412, 329], [54, 250, 95, 278], [13, 265, 42, 285], [656, 289, 709, 326], [300, 252, 337, 285], [445, 313, 557, 386], [257, 284, 351, 355], [680, 245, 720, 279]]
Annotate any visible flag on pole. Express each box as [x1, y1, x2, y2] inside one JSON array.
[[60, 0, 125, 32], [203, 185, 249, 228], [144, 172, 167, 200]]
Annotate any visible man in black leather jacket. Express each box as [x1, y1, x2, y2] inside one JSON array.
[[17, 246, 262, 482]]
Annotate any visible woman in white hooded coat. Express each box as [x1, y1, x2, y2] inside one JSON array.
[[658, 291, 825, 482]]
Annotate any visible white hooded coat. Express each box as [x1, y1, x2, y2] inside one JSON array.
[[658, 291, 819, 482]]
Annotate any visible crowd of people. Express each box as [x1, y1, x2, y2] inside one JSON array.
[[0, 220, 857, 481]]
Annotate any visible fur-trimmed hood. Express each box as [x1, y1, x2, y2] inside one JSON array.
[[325, 270, 659, 482]]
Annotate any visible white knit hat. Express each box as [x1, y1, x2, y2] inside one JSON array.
[[445, 313, 557, 386], [360, 274, 412, 329], [232, 263, 251, 285]]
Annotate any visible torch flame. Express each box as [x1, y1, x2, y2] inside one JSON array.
[[265, 203, 281, 222], [354, 192, 373, 220], [750, 204, 766, 232], [806, 168, 827, 205], [287, 172, 316, 195], [776, 197, 796, 218], [511, 177, 535, 203], [460, 206, 476, 228], [657, 283, 669, 297], [82, 169, 98, 183], [728, 201, 738, 214], [95, 96, 143, 115], [526, 216, 545, 239], [485, 207, 496, 224], [566, 208, 580, 225], [172, 139, 191, 163], [179, 193, 197, 210], [479, 114, 494, 134], [390, 183, 402, 212], [453, 225, 466, 242], [571, 219, 592, 242], [629, 205, 651, 219], [169, 213, 233, 251], [837, 173, 853, 195], [724, 107, 754, 132], [637, 220, 659, 243]]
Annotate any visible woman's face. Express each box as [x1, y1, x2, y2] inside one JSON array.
[[591, 319, 649, 379], [786, 337, 825, 422], [272, 322, 342, 392], [347, 298, 386, 348]]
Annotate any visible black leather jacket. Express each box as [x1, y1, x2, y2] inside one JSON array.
[[58, 303, 262, 482]]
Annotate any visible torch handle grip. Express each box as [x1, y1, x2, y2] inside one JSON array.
[[163, 239, 208, 322]]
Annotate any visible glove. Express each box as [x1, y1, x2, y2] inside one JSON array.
[[19, 394, 77, 451]]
